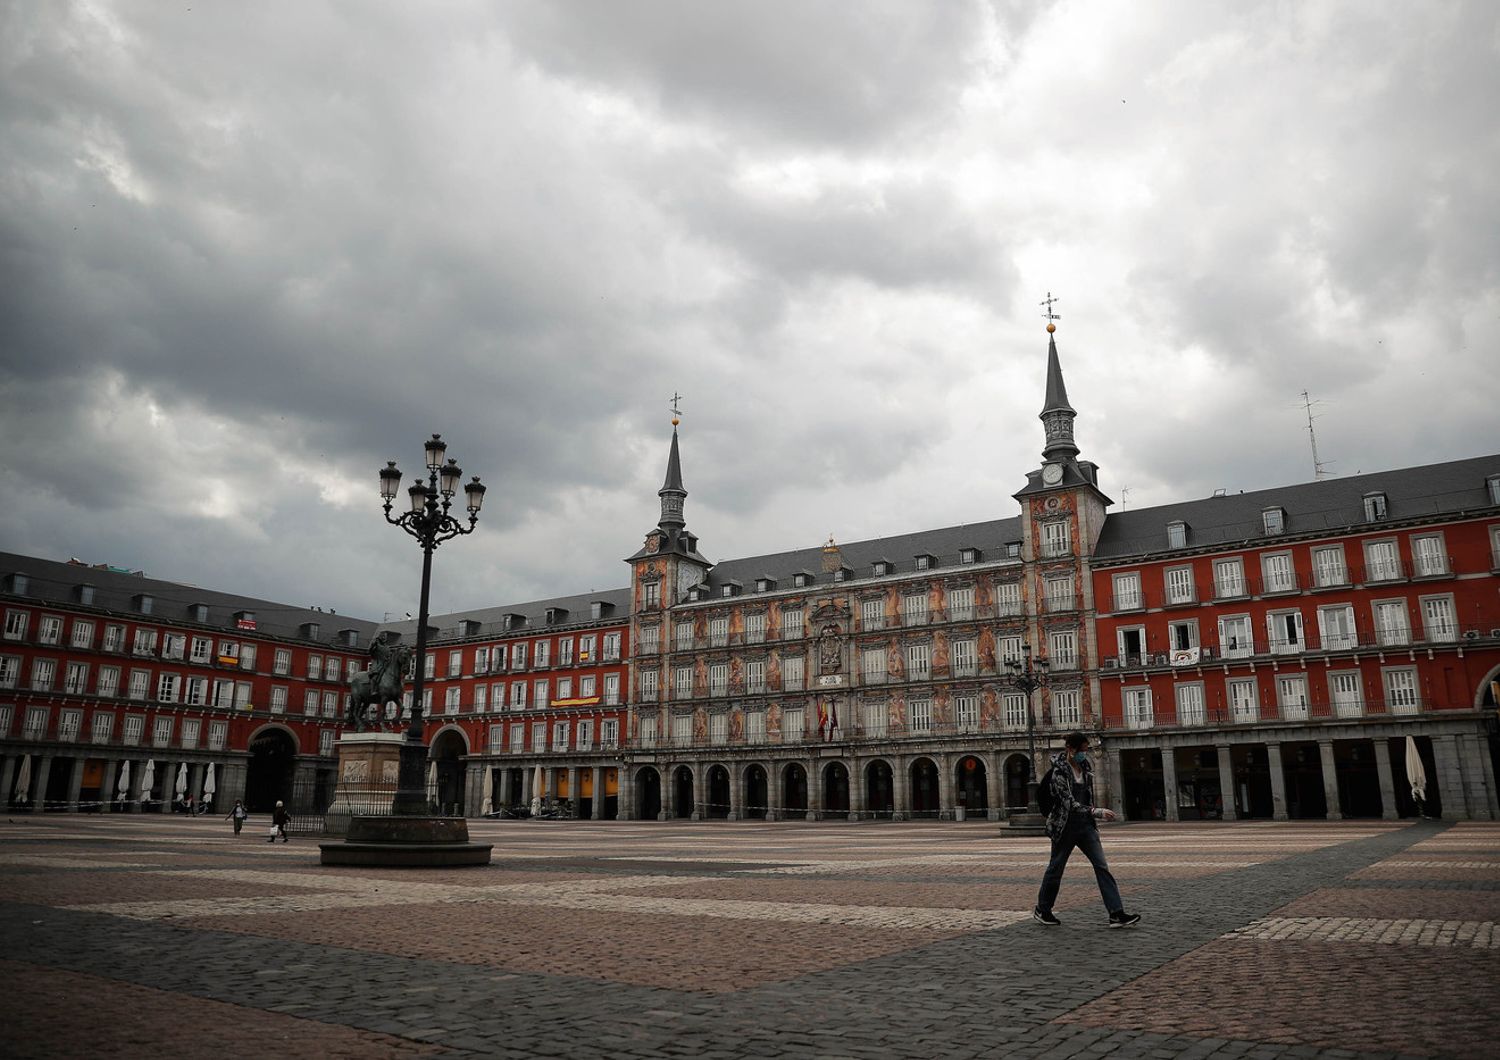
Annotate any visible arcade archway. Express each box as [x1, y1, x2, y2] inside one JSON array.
[[637, 767, 662, 820], [245, 727, 297, 812], [822, 761, 850, 816], [865, 760, 894, 819], [743, 765, 769, 819]]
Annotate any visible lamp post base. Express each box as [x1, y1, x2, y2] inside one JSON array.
[[1001, 782, 1049, 837], [319, 815, 492, 867]]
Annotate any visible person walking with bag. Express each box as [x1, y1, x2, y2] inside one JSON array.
[[268, 800, 290, 843], [1033, 731, 1141, 929], [226, 799, 247, 836]]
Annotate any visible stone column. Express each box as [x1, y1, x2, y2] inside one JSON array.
[[1456, 733, 1498, 821], [0, 755, 15, 807], [1431, 734, 1466, 821], [1318, 740, 1343, 820], [1160, 747, 1180, 822], [985, 751, 1003, 821], [34, 755, 54, 811], [1266, 742, 1289, 821], [592, 766, 605, 820], [566, 765, 580, 815], [727, 764, 741, 821], [1215, 745, 1237, 821], [1373, 738, 1399, 820], [849, 758, 866, 820], [469, 765, 485, 818], [100, 758, 119, 813], [1105, 749, 1125, 818], [937, 753, 954, 820], [690, 761, 703, 821], [498, 767, 513, 810], [66, 756, 84, 812], [223, 761, 248, 810], [893, 756, 910, 821], [521, 766, 533, 807], [159, 759, 176, 813], [189, 763, 206, 812]]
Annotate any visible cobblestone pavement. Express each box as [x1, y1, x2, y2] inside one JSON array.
[[2, 815, 1496, 1058]]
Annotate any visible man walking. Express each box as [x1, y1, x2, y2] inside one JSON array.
[[1033, 731, 1141, 928]]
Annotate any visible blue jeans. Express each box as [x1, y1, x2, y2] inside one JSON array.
[[1037, 814, 1123, 915]]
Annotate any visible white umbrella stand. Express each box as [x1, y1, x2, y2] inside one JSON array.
[[481, 767, 494, 816], [1405, 735, 1429, 818], [13, 754, 32, 806], [115, 761, 132, 806], [139, 759, 156, 808], [202, 762, 217, 812], [531, 765, 544, 817]]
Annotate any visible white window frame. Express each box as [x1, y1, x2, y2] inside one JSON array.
[[1165, 566, 1195, 605], [70, 619, 94, 649], [1329, 670, 1364, 718], [1317, 604, 1358, 651], [1261, 552, 1296, 594], [1123, 687, 1154, 730], [1112, 572, 1142, 612], [1373, 599, 1411, 647], [1213, 558, 1246, 599], [1411, 533, 1447, 577], [1050, 689, 1081, 728], [1267, 610, 1303, 655], [1312, 545, 1348, 588], [1419, 595, 1457, 643], [1175, 683, 1205, 727], [1276, 675, 1308, 720], [1227, 678, 1258, 723]]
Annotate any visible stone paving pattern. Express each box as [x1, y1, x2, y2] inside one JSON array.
[[1, 815, 1496, 1058]]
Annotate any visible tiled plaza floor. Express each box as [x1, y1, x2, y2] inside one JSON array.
[[1, 814, 1496, 1058]]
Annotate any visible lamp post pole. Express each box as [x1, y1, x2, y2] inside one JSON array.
[[379, 434, 486, 815], [1005, 643, 1051, 814]]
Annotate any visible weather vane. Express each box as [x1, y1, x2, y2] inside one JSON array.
[[1040, 291, 1061, 333], [670, 391, 682, 427]]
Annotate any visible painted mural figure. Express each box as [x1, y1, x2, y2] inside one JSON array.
[[975, 578, 994, 615], [886, 639, 905, 681], [932, 631, 950, 678], [928, 582, 946, 624], [730, 709, 744, 743], [934, 688, 952, 730], [729, 609, 745, 642], [978, 628, 997, 672], [889, 692, 907, 733], [767, 651, 782, 692], [767, 701, 782, 739], [729, 656, 745, 694], [980, 687, 1001, 729], [884, 587, 901, 628], [694, 657, 708, 697], [692, 705, 708, 743]]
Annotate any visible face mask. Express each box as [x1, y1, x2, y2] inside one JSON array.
[[1072, 752, 1088, 766]]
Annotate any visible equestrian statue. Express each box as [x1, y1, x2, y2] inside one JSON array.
[[345, 635, 412, 732]]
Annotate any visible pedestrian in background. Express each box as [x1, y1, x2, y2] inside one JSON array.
[[1033, 730, 1141, 929], [227, 799, 247, 836]]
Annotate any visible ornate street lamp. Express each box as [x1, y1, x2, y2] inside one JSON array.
[[379, 435, 485, 815], [1005, 643, 1050, 818]]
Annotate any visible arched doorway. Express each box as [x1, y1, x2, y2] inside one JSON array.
[[865, 760, 894, 819], [823, 762, 850, 816], [1281, 742, 1328, 820], [954, 755, 988, 819], [245, 728, 297, 812], [909, 758, 939, 818], [1004, 754, 1030, 810], [783, 763, 808, 816], [744, 765, 769, 819], [429, 729, 467, 816], [673, 766, 695, 819], [637, 767, 662, 821], [706, 765, 731, 819]]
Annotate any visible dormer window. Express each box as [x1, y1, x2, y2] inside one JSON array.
[[590, 600, 612, 620], [545, 607, 568, 625], [6, 574, 28, 595], [1006, 543, 1021, 558], [1363, 492, 1388, 521], [300, 622, 321, 640], [793, 572, 812, 588], [688, 587, 701, 602], [914, 554, 933, 571], [191, 603, 210, 623], [872, 560, 892, 577], [1167, 521, 1188, 549], [721, 584, 734, 598], [1487, 474, 1500, 506], [233, 610, 256, 630], [133, 593, 154, 615], [339, 628, 360, 648], [754, 577, 769, 593], [460, 619, 482, 637], [959, 548, 979, 565], [76, 584, 95, 605], [1261, 507, 1285, 535]]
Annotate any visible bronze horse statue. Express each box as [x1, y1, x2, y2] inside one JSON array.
[[345, 642, 412, 732]]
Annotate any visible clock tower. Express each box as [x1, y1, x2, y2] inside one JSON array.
[[626, 408, 712, 623]]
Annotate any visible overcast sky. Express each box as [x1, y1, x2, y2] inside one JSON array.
[[2, 1, 1497, 622]]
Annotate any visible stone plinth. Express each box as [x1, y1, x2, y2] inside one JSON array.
[[324, 732, 405, 835], [1000, 809, 1049, 837], [319, 815, 492, 867]]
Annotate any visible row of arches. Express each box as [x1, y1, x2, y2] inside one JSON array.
[[634, 753, 1034, 820]]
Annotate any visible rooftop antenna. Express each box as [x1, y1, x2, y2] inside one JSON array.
[[1299, 390, 1334, 480], [1119, 485, 1131, 510]]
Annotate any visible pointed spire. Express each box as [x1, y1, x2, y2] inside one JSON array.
[[658, 399, 687, 530], [1039, 322, 1079, 462]]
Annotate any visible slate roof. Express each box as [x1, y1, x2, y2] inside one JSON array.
[[381, 586, 633, 642], [0, 552, 380, 647], [698, 516, 1025, 595], [1093, 454, 1500, 561]]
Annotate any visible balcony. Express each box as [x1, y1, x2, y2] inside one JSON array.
[[1099, 696, 1444, 732]]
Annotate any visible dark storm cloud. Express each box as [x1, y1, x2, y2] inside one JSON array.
[[1, 1, 1496, 618]]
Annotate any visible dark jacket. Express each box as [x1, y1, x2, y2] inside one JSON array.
[[272, 806, 291, 828], [1044, 751, 1098, 839]]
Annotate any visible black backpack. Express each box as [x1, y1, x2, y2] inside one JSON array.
[[1035, 764, 1057, 815]]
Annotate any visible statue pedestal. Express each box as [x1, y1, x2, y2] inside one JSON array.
[[1000, 809, 1049, 837], [319, 732, 491, 868], [323, 733, 404, 835]]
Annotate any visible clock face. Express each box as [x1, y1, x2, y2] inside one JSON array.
[[644, 533, 660, 554], [1042, 462, 1063, 485]]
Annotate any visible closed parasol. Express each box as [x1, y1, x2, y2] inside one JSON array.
[[116, 760, 132, 803], [1405, 735, 1429, 816], [481, 767, 493, 816], [174, 762, 188, 802], [139, 759, 156, 804], [13, 753, 32, 804]]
